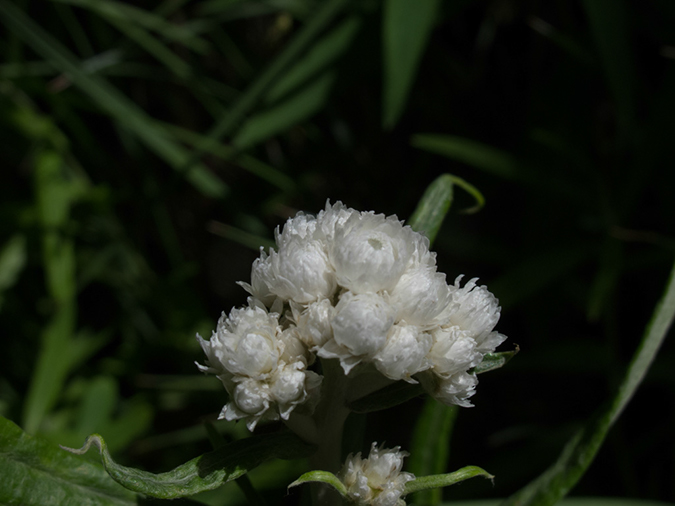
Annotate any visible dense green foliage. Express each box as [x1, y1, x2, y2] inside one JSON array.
[[1, 1, 674, 505]]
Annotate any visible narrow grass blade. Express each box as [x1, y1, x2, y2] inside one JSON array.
[[232, 70, 336, 149], [0, 0, 227, 198], [54, 0, 210, 52], [407, 400, 458, 506], [412, 134, 520, 180], [23, 150, 79, 434], [61, 431, 315, 498], [264, 15, 362, 104], [382, 0, 440, 129], [0, 416, 138, 505], [188, 0, 351, 163], [167, 124, 295, 192], [501, 258, 675, 506], [404, 466, 493, 495]]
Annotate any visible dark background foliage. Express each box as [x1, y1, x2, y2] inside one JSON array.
[[1, 0, 674, 504]]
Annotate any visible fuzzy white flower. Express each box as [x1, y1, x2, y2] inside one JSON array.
[[290, 298, 336, 349], [419, 370, 479, 408], [338, 443, 415, 506], [329, 211, 417, 294], [373, 324, 432, 382], [196, 299, 320, 430], [318, 292, 396, 374], [196, 300, 281, 380], [250, 237, 336, 305]]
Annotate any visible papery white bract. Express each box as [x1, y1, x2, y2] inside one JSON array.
[[199, 200, 507, 432], [196, 299, 319, 430], [338, 442, 415, 506]]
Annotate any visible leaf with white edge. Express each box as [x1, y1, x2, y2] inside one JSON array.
[[0, 415, 138, 505], [404, 466, 494, 495], [472, 346, 520, 375], [288, 470, 349, 498], [501, 258, 675, 506], [347, 381, 424, 414], [61, 431, 316, 499]]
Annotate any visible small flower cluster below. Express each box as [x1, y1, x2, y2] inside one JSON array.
[[197, 201, 506, 430], [338, 443, 414, 506]]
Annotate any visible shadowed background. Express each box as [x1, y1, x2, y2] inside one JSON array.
[[1, 0, 674, 504]]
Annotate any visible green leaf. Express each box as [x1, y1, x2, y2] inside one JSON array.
[[288, 470, 348, 498], [61, 431, 316, 499], [347, 381, 424, 414], [412, 134, 520, 180], [404, 466, 494, 495], [382, 0, 440, 128], [0, 415, 138, 505], [408, 400, 458, 505], [501, 257, 675, 506], [472, 347, 519, 375]]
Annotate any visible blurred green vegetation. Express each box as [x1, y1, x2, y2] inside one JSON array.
[[1, 0, 674, 504]]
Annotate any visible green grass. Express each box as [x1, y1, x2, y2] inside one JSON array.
[[1, 1, 675, 504]]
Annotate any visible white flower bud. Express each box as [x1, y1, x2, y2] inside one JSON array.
[[221, 378, 274, 430], [374, 324, 432, 382], [269, 362, 322, 419], [441, 276, 502, 346], [330, 211, 416, 293], [316, 200, 360, 242], [339, 442, 415, 506], [290, 298, 336, 349], [331, 292, 395, 358], [251, 237, 336, 304], [275, 212, 318, 247], [428, 326, 482, 378], [389, 262, 450, 328]]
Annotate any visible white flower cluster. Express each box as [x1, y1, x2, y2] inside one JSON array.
[[197, 201, 506, 429], [338, 443, 414, 506]]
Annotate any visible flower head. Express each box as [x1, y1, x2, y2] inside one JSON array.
[[338, 442, 415, 506]]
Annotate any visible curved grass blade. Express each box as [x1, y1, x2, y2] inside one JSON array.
[[61, 431, 316, 499], [404, 466, 493, 495], [382, 0, 440, 129], [0, 416, 138, 505], [288, 470, 348, 498], [501, 258, 675, 506], [408, 173, 454, 244]]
